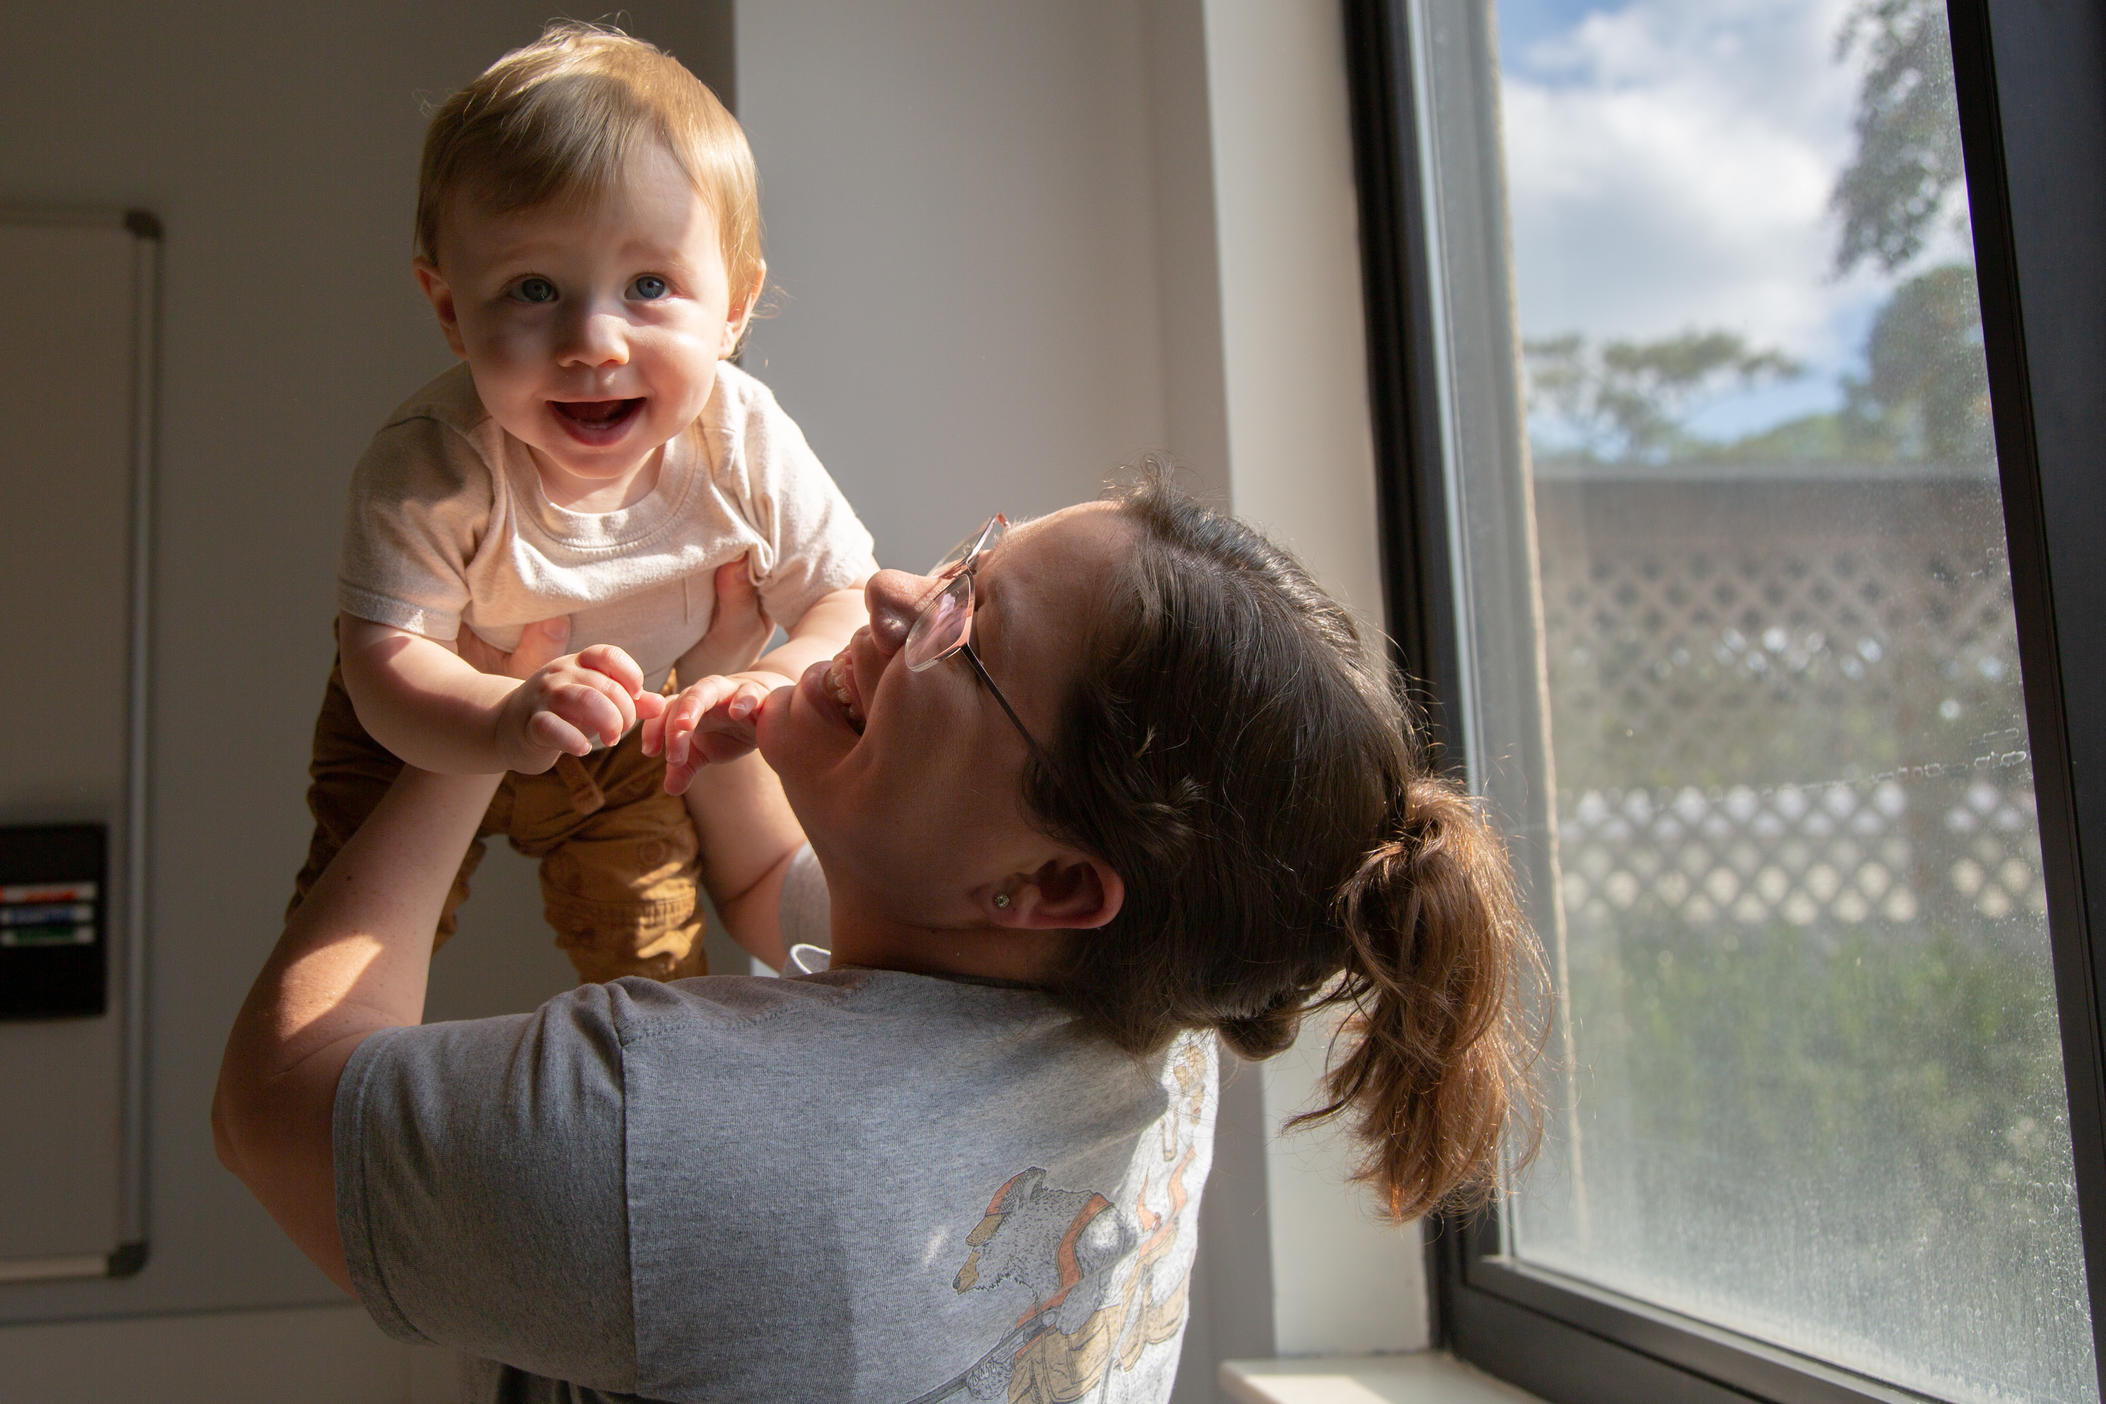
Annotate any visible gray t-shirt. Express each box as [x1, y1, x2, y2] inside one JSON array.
[[333, 968, 1217, 1403]]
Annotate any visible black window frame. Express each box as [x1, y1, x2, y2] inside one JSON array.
[[1343, 0, 2106, 1400]]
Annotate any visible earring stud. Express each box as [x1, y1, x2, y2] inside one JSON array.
[[993, 892, 1012, 909]]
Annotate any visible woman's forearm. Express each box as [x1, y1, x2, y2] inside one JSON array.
[[212, 766, 503, 1291], [683, 747, 806, 969]]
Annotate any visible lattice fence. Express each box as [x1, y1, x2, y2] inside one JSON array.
[[1533, 472, 2044, 937], [1555, 775, 2043, 933]]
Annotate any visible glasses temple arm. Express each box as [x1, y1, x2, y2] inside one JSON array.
[[959, 643, 1044, 754]]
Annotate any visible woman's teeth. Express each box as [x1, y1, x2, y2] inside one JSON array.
[[826, 654, 865, 731]]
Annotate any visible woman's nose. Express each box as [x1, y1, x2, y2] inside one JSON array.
[[865, 568, 936, 654]]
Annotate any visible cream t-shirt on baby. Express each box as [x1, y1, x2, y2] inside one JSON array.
[[337, 361, 876, 685]]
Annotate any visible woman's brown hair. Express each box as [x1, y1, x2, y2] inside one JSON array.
[[1030, 471, 1544, 1221]]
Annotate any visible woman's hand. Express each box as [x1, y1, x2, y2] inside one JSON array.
[[680, 555, 775, 679], [453, 616, 572, 679]]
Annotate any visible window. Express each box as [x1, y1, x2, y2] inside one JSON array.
[[1346, 1, 2106, 1400]]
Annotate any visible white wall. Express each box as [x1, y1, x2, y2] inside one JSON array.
[[736, 0, 1177, 568]]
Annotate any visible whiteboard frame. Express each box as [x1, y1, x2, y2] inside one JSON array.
[[0, 206, 157, 1279]]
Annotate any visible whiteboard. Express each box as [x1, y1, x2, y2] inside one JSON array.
[[0, 210, 155, 1279]]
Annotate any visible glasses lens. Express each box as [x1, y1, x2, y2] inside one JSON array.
[[928, 515, 1004, 577], [905, 572, 973, 672]]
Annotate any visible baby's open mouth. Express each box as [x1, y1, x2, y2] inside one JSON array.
[[826, 653, 866, 733], [553, 398, 643, 428]]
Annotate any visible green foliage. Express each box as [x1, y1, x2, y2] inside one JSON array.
[[1577, 916, 2065, 1199], [1524, 329, 1800, 465], [1831, 0, 1968, 277], [1523, 289, 1992, 468], [1555, 908, 2091, 1380], [1853, 263, 1995, 463], [1705, 407, 1876, 463]]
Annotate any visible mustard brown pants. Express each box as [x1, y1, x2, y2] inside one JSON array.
[[286, 657, 706, 982]]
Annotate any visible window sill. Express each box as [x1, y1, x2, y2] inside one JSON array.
[[1222, 1354, 1545, 1404]]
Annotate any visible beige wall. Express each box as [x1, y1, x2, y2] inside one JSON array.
[[735, 0, 1181, 562]]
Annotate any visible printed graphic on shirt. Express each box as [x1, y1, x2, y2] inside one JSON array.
[[900, 1037, 1209, 1403]]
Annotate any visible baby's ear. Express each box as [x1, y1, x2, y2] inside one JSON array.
[[414, 259, 467, 358], [721, 259, 766, 357]]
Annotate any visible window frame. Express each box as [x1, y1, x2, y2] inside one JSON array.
[[1343, 0, 2106, 1400]]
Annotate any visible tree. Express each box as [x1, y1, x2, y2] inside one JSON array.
[[1854, 262, 1993, 464], [1830, 0, 1967, 278], [1828, 0, 1994, 468], [1523, 329, 1800, 465], [1517, 0, 1992, 470]]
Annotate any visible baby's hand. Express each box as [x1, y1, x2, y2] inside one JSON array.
[[642, 671, 780, 794], [494, 644, 667, 774]]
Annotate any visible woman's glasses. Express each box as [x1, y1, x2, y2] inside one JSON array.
[[904, 514, 1042, 752]]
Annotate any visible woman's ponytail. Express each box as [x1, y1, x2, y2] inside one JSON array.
[[1215, 989, 1312, 1063], [1032, 470, 1541, 1221], [1293, 775, 1544, 1222]]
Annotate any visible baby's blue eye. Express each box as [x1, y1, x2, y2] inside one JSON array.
[[631, 275, 669, 300], [513, 277, 557, 304]]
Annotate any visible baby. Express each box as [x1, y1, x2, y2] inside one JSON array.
[[289, 23, 874, 981]]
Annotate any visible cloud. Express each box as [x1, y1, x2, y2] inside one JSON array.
[[1495, 0, 1888, 377]]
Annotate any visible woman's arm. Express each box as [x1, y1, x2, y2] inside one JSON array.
[[211, 765, 505, 1291], [687, 750, 806, 970], [636, 560, 819, 966], [214, 617, 672, 1289]]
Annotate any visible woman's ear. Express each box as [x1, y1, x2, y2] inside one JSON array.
[[991, 855, 1124, 931], [413, 258, 467, 358]]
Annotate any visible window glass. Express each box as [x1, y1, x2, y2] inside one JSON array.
[[1419, 2, 2097, 1398]]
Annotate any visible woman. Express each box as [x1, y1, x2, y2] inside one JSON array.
[[214, 476, 1538, 1403]]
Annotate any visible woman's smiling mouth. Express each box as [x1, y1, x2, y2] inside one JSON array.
[[825, 650, 867, 732]]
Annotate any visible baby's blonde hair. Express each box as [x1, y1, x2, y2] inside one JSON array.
[[415, 22, 764, 331]]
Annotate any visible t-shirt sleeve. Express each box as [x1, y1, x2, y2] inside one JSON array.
[[332, 986, 640, 1393], [732, 382, 879, 628], [336, 415, 492, 642]]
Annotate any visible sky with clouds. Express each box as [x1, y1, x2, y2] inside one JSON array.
[[1491, 0, 1973, 437]]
